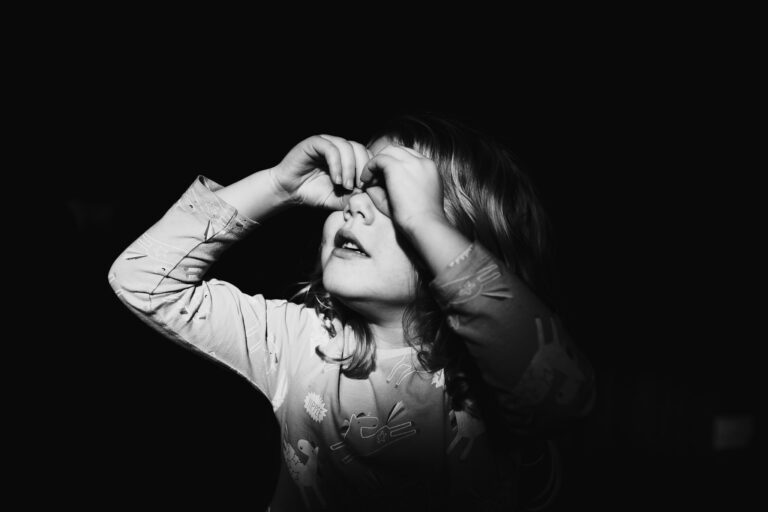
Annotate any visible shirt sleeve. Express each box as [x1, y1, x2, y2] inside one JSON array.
[[428, 242, 595, 430], [107, 175, 318, 412]]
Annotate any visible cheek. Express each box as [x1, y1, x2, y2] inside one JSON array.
[[323, 211, 344, 235], [320, 212, 344, 256], [384, 247, 420, 289]]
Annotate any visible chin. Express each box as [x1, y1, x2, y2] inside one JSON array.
[[322, 269, 362, 300]]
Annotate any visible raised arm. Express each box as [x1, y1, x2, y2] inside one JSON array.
[[361, 142, 595, 432], [425, 236, 596, 431], [108, 135, 374, 408], [107, 172, 300, 408]]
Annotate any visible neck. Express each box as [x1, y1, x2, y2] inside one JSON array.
[[368, 321, 409, 349], [342, 300, 409, 349]]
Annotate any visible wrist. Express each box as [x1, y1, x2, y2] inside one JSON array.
[[399, 213, 474, 277], [399, 211, 451, 238], [267, 167, 300, 206]]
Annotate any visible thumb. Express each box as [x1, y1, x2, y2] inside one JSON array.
[[364, 185, 391, 218], [359, 153, 396, 188]]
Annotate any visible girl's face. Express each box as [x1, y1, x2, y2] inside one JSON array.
[[319, 138, 419, 317]]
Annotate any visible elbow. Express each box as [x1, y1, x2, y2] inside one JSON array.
[[108, 257, 131, 305], [107, 254, 151, 314], [107, 254, 131, 297], [582, 373, 598, 416], [107, 257, 123, 296], [107, 257, 120, 289], [530, 385, 597, 433], [511, 371, 597, 433], [574, 356, 597, 418], [557, 367, 597, 421]]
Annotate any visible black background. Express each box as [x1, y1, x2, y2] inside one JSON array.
[[26, 17, 760, 511]]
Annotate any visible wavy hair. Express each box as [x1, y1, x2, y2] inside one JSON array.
[[292, 113, 554, 419]]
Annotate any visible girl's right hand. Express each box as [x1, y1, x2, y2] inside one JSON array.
[[271, 135, 372, 210]]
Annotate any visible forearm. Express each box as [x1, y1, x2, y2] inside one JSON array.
[[108, 174, 301, 397], [109, 176, 260, 312], [427, 239, 595, 429], [400, 214, 474, 278], [214, 167, 296, 223]]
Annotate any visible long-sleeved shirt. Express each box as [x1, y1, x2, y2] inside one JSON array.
[[108, 176, 595, 511]]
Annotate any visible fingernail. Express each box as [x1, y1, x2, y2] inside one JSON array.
[[344, 179, 353, 189], [334, 175, 342, 185]]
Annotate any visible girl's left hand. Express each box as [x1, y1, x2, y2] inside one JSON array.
[[358, 144, 447, 231]]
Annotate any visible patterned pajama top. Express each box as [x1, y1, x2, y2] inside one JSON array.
[[109, 176, 595, 511]]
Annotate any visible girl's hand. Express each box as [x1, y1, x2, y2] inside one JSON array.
[[359, 144, 448, 231], [271, 135, 372, 210]]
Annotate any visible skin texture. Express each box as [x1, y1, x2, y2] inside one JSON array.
[[217, 133, 473, 348], [319, 137, 475, 349], [111, 126, 597, 441], [319, 176, 418, 327], [319, 138, 422, 347]]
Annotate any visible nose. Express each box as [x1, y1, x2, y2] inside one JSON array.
[[343, 190, 375, 225]]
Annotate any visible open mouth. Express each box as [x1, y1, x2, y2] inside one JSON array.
[[334, 228, 369, 257]]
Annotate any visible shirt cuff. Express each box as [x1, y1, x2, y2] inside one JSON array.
[[428, 242, 513, 309], [179, 175, 260, 239]]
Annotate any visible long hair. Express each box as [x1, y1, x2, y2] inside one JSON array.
[[292, 113, 554, 418]]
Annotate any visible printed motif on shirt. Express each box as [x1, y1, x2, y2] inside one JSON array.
[[304, 391, 329, 423], [447, 408, 486, 461], [329, 400, 417, 464], [511, 316, 584, 407], [384, 352, 431, 388], [282, 424, 326, 510], [431, 368, 445, 389]]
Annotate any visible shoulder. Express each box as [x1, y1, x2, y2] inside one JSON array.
[[263, 297, 335, 347]]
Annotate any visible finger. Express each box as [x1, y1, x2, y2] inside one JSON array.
[[362, 148, 374, 186], [359, 154, 399, 187], [318, 187, 349, 211], [376, 144, 416, 159], [349, 141, 370, 188], [339, 187, 360, 213], [364, 185, 391, 218], [307, 135, 342, 184], [401, 146, 426, 158], [319, 134, 357, 190]]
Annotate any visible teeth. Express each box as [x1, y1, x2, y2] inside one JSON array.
[[342, 241, 365, 254]]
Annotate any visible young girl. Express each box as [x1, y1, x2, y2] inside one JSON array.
[[108, 114, 595, 511]]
